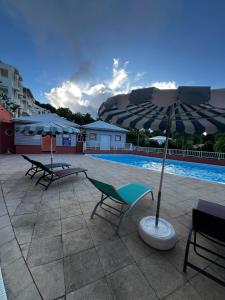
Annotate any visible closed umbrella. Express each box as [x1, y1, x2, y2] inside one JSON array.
[[16, 121, 79, 167], [98, 86, 225, 249], [149, 136, 172, 145]]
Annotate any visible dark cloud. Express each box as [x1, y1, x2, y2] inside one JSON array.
[[70, 60, 94, 82], [2, 0, 183, 55]]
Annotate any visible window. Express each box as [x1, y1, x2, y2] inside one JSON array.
[[0, 68, 8, 77], [89, 133, 96, 140], [77, 134, 86, 142], [115, 135, 121, 141]]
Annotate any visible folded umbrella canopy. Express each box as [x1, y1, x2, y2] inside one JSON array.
[[16, 121, 79, 167], [149, 136, 172, 145], [98, 86, 225, 249]]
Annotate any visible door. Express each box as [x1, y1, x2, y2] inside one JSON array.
[[100, 135, 111, 150], [42, 135, 56, 152], [0, 123, 15, 153]]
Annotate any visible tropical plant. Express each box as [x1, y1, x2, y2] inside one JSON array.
[[214, 133, 225, 152]]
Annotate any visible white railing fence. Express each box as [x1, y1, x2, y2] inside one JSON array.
[[85, 143, 225, 160], [130, 145, 225, 160], [85, 144, 132, 151]]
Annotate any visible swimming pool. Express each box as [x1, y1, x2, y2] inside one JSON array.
[[88, 154, 225, 184]]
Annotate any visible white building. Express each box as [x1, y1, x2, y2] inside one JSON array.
[[0, 60, 49, 117], [83, 120, 128, 150]]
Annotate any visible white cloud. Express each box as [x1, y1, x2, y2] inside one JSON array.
[[151, 81, 177, 89], [109, 58, 128, 90], [45, 59, 177, 117], [134, 72, 146, 82], [45, 58, 131, 116]]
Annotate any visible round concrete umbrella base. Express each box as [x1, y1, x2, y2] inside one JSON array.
[[139, 216, 177, 250]]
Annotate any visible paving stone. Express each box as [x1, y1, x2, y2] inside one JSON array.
[[122, 232, 155, 261], [2, 257, 33, 300], [0, 225, 14, 247], [64, 248, 104, 293], [117, 216, 138, 237], [6, 202, 20, 216], [60, 204, 82, 219], [1, 152, 225, 299], [14, 202, 39, 215], [107, 264, 157, 300], [37, 208, 60, 223], [4, 191, 26, 201], [165, 282, 202, 300], [22, 196, 41, 204], [31, 259, 65, 300], [14, 282, 42, 300], [0, 214, 10, 229], [11, 213, 37, 227], [190, 267, 225, 299], [66, 279, 112, 300], [80, 201, 98, 214], [138, 252, 185, 299], [0, 201, 7, 217], [14, 226, 34, 244], [60, 198, 77, 207], [27, 235, 63, 267], [39, 198, 60, 209], [61, 215, 86, 234], [60, 191, 75, 200], [87, 222, 117, 246], [42, 191, 60, 201], [33, 220, 61, 239], [20, 243, 30, 260], [96, 239, 133, 275], [62, 228, 93, 256], [0, 239, 21, 267]]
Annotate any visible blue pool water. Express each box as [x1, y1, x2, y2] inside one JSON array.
[[88, 154, 225, 184]]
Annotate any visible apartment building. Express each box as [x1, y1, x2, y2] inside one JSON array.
[[0, 60, 49, 117]]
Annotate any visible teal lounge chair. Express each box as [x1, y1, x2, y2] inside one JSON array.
[[88, 177, 154, 234]]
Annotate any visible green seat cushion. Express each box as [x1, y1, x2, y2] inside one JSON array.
[[117, 182, 153, 205]]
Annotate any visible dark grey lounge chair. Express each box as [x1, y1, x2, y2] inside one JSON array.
[[22, 155, 71, 178], [35, 161, 88, 190], [183, 199, 225, 287]]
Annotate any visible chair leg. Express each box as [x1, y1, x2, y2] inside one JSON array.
[[183, 228, 193, 272], [45, 179, 52, 190], [115, 213, 125, 235], [151, 190, 154, 201], [25, 167, 32, 176], [35, 175, 42, 186], [90, 194, 104, 219], [36, 171, 46, 186], [30, 167, 39, 179]]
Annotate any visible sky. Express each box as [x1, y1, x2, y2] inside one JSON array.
[[1, 0, 225, 116]]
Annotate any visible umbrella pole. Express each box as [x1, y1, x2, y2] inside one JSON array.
[[155, 126, 170, 227], [51, 135, 53, 169]]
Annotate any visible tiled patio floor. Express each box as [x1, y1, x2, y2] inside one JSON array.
[[0, 154, 225, 299]]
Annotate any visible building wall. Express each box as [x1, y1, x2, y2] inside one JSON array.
[[0, 60, 50, 117], [15, 145, 77, 154], [0, 104, 12, 123], [15, 132, 41, 145], [15, 131, 77, 146], [56, 134, 76, 147], [85, 129, 126, 149], [14, 129, 77, 153]]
